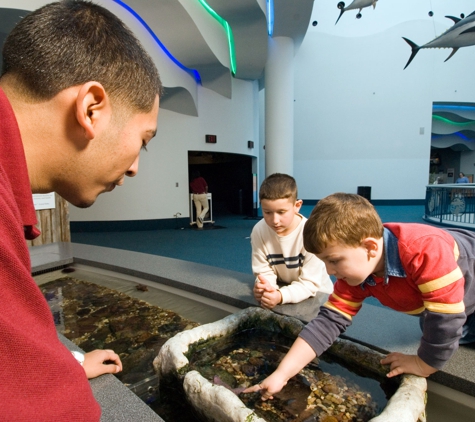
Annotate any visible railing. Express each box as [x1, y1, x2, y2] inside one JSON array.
[[424, 184, 475, 230]]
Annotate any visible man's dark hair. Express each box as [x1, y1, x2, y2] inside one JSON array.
[[1, 0, 162, 112]]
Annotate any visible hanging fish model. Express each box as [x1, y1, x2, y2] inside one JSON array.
[[335, 0, 379, 25], [403, 11, 475, 69]]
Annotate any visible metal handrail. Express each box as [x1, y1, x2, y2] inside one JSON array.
[[424, 184, 475, 230]]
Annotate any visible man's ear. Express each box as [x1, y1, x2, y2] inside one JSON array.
[[75, 82, 111, 140], [362, 237, 379, 258]]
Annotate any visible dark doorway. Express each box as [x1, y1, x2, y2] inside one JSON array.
[[188, 151, 254, 217]]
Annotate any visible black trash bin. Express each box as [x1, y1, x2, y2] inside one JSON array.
[[357, 186, 371, 201]]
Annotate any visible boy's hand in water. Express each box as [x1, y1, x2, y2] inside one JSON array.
[[243, 371, 288, 400]]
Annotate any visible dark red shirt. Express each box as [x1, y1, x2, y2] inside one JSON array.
[[190, 176, 207, 194], [0, 88, 101, 420]]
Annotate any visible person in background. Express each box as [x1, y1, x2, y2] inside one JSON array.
[[0, 1, 162, 419], [456, 172, 469, 183], [251, 173, 333, 309], [245, 193, 475, 400], [190, 170, 209, 229]]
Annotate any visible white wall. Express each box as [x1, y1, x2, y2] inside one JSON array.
[[70, 78, 259, 221], [5, 0, 475, 223], [460, 150, 475, 180], [294, 0, 475, 200]]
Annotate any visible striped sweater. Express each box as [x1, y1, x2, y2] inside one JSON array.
[[251, 214, 333, 304]]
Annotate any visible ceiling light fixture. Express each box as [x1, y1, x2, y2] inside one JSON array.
[[267, 0, 274, 36]]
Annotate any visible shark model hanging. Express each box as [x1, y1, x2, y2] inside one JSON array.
[[403, 11, 475, 69], [335, 0, 379, 25]]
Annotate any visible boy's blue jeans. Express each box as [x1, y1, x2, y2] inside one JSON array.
[[419, 312, 475, 344]]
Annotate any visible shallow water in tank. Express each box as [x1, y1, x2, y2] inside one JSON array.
[[34, 265, 475, 422], [34, 265, 238, 420], [184, 327, 398, 421]]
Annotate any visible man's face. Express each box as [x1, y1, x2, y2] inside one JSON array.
[[316, 242, 372, 286], [60, 95, 159, 208], [261, 197, 301, 236]]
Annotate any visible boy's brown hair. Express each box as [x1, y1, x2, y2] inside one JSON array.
[[303, 193, 384, 254], [259, 173, 298, 202]]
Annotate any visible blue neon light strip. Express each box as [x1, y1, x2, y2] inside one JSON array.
[[432, 132, 473, 141], [113, 0, 201, 83], [267, 0, 274, 36], [433, 105, 475, 112]]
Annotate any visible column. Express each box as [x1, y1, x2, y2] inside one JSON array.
[[264, 36, 294, 176]]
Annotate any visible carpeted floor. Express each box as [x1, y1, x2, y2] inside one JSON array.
[[71, 204, 428, 275]]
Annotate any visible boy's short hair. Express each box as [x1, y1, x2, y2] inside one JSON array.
[[259, 173, 298, 202], [1, 0, 162, 113], [303, 193, 384, 254]]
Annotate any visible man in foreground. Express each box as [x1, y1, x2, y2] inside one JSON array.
[[0, 1, 162, 419]]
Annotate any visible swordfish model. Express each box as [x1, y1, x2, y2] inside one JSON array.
[[335, 0, 379, 25], [403, 11, 475, 69]]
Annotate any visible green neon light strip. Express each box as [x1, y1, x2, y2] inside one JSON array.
[[433, 115, 475, 126], [198, 0, 237, 76]]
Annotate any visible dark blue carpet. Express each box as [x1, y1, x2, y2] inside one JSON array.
[[72, 205, 427, 275]]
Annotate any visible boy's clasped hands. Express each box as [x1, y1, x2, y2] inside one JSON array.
[[254, 275, 282, 309]]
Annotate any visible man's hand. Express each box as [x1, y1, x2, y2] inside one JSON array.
[[253, 275, 281, 309], [83, 349, 123, 379], [381, 352, 437, 378]]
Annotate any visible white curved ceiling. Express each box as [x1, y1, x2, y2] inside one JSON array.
[[0, 0, 315, 115]]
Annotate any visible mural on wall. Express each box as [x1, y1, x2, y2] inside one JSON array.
[[335, 0, 379, 25], [403, 11, 475, 68], [431, 103, 475, 151]]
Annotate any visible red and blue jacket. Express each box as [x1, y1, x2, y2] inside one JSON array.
[[300, 223, 475, 369]]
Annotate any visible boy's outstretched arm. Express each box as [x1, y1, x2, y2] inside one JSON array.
[[83, 349, 123, 379], [381, 352, 437, 378], [243, 337, 316, 400]]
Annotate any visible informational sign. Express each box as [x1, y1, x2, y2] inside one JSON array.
[[33, 193, 56, 210]]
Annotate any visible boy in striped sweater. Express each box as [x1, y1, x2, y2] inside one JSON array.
[[251, 173, 333, 309]]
